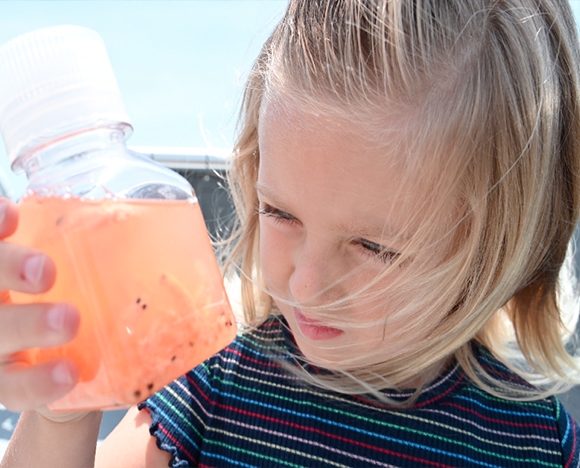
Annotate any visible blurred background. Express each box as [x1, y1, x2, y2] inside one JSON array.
[[0, 0, 579, 455]]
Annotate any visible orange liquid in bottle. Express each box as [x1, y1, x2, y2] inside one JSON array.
[[9, 193, 237, 411]]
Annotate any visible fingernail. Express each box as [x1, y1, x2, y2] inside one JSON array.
[[46, 304, 66, 332], [23, 255, 46, 286], [0, 199, 7, 226], [52, 361, 73, 385]]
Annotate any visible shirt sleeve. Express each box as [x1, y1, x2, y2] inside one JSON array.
[[555, 398, 580, 468], [138, 361, 217, 468]]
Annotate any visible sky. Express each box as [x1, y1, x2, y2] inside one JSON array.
[[0, 1, 580, 198], [0, 1, 287, 197]]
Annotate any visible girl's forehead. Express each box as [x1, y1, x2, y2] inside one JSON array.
[[258, 95, 415, 168], [257, 97, 454, 242], [259, 93, 419, 150]]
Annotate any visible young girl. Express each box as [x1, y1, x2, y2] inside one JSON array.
[[1, 0, 580, 467]]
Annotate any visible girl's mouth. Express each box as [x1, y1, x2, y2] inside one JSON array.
[[293, 308, 344, 341]]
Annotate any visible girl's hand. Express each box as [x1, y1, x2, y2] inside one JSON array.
[[0, 197, 81, 419]]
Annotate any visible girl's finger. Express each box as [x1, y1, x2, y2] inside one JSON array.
[[0, 290, 11, 303], [0, 359, 79, 413], [0, 198, 19, 239], [0, 302, 79, 356], [0, 242, 56, 294]]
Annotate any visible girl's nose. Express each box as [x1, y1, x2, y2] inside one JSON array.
[[289, 239, 338, 306]]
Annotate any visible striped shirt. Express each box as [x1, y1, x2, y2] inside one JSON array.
[[140, 316, 580, 468]]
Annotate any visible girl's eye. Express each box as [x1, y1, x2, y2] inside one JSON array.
[[258, 204, 297, 225], [356, 238, 401, 264]]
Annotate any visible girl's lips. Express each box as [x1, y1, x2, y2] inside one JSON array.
[[293, 308, 344, 341]]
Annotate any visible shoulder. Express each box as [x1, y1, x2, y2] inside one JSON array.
[[96, 406, 172, 468], [553, 396, 580, 467], [451, 343, 580, 467]]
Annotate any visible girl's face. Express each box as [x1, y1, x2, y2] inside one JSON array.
[[257, 98, 439, 368]]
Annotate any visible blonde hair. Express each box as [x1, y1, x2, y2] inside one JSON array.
[[223, 0, 580, 402]]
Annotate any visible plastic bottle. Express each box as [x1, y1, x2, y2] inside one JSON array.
[[0, 26, 237, 412]]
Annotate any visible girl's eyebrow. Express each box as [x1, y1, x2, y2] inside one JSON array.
[[256, 183, 410, 243], [256, 183, 308, 217], [255, 183, 296, 214], [340, 220, 410, 244], [255, 183, 282, 204]]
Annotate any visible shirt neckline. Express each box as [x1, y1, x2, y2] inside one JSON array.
[[269, 314, 466, 408]]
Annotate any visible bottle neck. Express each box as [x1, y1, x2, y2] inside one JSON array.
[[12, 124, 131, 179]]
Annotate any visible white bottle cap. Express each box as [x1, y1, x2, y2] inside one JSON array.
[[0, 25, 132, 165]]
